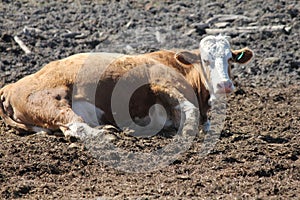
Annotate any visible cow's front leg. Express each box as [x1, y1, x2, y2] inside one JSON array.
[[62, 122, 119, 142], [199, 101, 211, 133], [176, 100, 200, 136], [155, 87, 199, 136]]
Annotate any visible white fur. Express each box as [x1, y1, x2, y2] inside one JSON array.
[[180, 100, 196, 120], [64, 122, 106, 138], [130, 104, 169, 137], [178, 100, 198, 127], [31, 126, 52, 134], [72, 100, 104, 127], [199, 35, 234, 96]]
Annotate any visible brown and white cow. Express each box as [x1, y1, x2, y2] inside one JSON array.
[[0, 35, 253, 138]]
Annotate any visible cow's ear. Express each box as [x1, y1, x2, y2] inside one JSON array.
[[231, 48, 254, 64], [175, 51, 200, 68]]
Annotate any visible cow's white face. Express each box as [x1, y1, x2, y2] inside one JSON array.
[[199, 35, 234, 98]]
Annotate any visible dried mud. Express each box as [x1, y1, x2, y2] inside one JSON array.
[[0, 0, 299, 199]]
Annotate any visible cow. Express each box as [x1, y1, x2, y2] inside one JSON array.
[[0, 35, 253, 139]]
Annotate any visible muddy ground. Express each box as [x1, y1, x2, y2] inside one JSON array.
[[0, 0, 299, 199]]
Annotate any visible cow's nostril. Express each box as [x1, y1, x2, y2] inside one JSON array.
[[226, 81, 232, 88], [217, 81, 232, 89]]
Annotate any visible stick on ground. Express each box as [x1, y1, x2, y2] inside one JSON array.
[[13, 36, 31, 54]]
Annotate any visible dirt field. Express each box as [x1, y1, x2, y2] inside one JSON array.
[[0, 0, 299, 199]]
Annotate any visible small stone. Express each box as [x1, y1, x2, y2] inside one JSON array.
[[183, 29, 196, 37], [191, 22, 209, 35], [263, 57, 280, 66], [68, 143, 81, 149]]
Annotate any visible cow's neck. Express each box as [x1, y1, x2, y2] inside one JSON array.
[[185, 67, 210, 124], [198, 77, 210, 124]]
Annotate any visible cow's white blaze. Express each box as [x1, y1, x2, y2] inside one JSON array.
[[199, 35, 234, 100]]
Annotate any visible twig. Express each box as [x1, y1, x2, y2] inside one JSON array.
[[23, 26, 42, 36], [204, 2, 223, 8], [205, 14, 255, 24], [23, 26, 47, 39], [13, 36, 31, 54], [205, 25, 287, 35], [62, 32, 82, 38]]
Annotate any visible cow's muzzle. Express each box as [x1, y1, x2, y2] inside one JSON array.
[[216, 80, 234, 94]]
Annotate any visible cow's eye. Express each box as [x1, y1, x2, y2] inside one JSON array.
[[203, 59, 210, 65]]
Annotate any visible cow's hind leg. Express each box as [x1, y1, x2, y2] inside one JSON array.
[[0, 89, 32, 132], [0, 85, 58, 133], [63, 99, 118, 140], [27, 91, 117, 141], [22, 87, 84, 135]]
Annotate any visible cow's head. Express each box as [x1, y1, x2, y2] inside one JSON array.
[[199, 35, 253, 98]]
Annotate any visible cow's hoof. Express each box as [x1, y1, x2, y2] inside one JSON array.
[[65, 123, 120, 143], [202, 120, 211, 133], [94, 125, 120, 141], [95, 124, 121, 133]]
